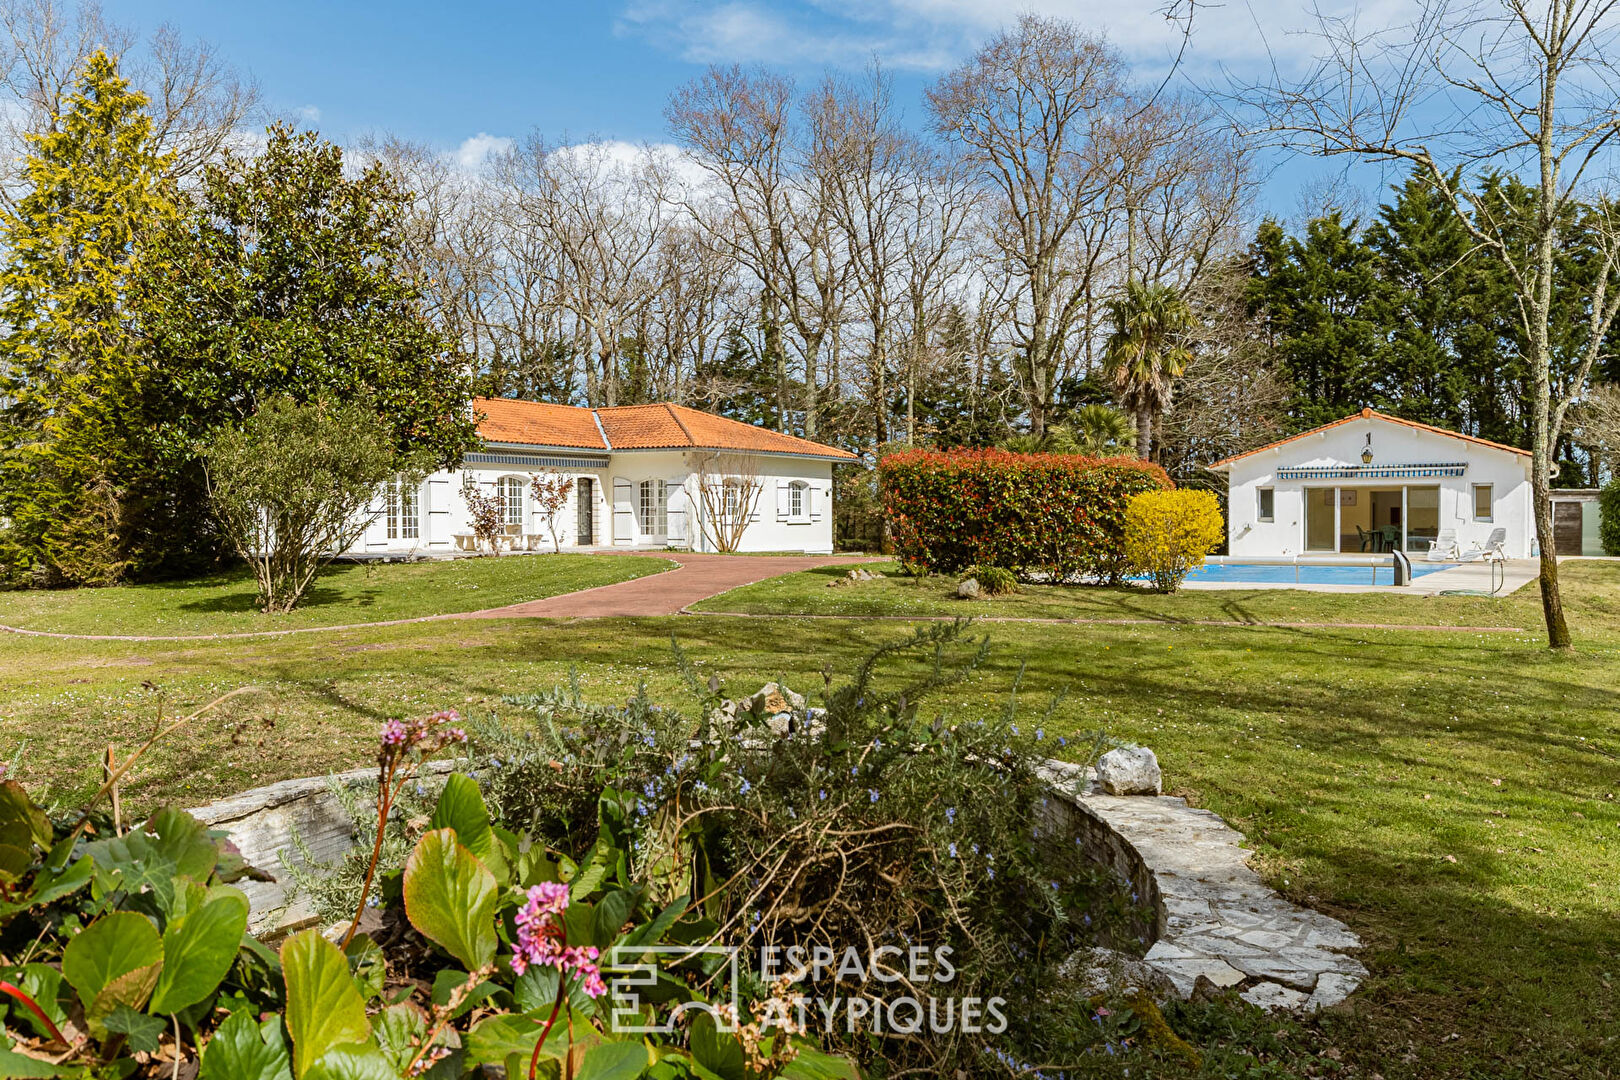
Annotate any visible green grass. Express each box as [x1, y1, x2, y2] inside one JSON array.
[[2, 561, 1618, 1076], [693, 559, 1571, 628], [0, 553, 669, 635]]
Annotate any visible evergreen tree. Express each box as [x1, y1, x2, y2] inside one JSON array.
[[139, 123, 479, 471], [0, 52, 176, 584], [1102, 278, 1194, 459]]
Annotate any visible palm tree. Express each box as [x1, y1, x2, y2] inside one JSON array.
[[1102, 279, 1194, 461], [1071, 403, 1135, 455]]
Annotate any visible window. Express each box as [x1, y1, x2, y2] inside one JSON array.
[[1257, 487, 1274, 522], [386, 478, 419, 540], [788, 480, 809, 521], [722, 480, 743, 522], [500, 477, 525, 528], [1473, 484, 1493, 522], [639, 479, 668, 535]]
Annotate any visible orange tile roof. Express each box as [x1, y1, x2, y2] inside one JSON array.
[[1208, 408, 1531, 468], [472, 397, 858, 461]]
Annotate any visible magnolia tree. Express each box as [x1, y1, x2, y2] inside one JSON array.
[[202, 396, 421, 613], [694, 452, 764, 553], [529, 470, 576, 552]]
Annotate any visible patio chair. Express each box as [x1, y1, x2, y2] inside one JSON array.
[[1425, 529, 1459, 561], [1457, 527, 1508, 562], [1355, 525, 1376, 552], [1380, 525, 1401, 552]]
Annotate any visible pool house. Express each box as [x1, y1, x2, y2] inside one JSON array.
[[1210, 409, 1535, 560]]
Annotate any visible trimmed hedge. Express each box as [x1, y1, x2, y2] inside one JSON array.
[[879, 449, 1172, 580], [1601, 479, 1620, 555]]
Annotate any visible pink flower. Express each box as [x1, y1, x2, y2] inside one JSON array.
[[380, 719, 409, 746], [509, 882, 607, 997]]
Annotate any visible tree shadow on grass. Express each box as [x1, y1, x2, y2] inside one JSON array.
[[176, 584, 379, 615]]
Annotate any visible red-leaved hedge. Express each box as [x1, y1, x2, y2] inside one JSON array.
[[878, 449, 1172, 580]]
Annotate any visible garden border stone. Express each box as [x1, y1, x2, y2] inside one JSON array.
[[1040, 760, 1365, 1012]]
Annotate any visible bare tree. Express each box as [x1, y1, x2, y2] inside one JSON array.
[[1236, 0, 1620, 649], [0, 0, 258, 201], [1571, 381, 1620, 483], [929, 14, 1132, 437], [693, 451, 764, 552]]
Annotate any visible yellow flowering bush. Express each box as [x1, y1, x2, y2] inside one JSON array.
[[1124, 489, 1224, 592]]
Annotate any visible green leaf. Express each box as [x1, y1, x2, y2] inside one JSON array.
[[0, 1047, 80, 1077], [0, 781, 51, 850], [149, 891, 249, 1014], [368, 1003, 425, 1073], [591, 889, 635, 950], [402, 828, 497, 971], [280, 930, 372, 1079], [688, 1013, 746, 1080], [0, 964, 67, 1036], [0, 843, 33, 882], [428, 968, 496, 1020], [60, 911, 163, 1014], [779, 1046, 861, 1079], [575, 1040, 651, 1080], [79, 807, 220, 914], [103, 1003, 166, 1053], [343, 934, 387, 1002], [201, 1010, 293, 1080], [302, 1046, 398, 1080], [620, 895, 688, 953], [429, 774, 492, 860], [464, 1011, 586, 1067], [29, 854, 94, 907]]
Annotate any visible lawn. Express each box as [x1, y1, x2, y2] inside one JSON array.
[[1, 561, 1618, 1077], [0, 552, 669, 635]]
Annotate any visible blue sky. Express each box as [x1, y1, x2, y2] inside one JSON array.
[[102, 0, 1415, 218]]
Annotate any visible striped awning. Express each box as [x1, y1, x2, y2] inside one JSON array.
[[464, 450, 611, 469], [1277, 462, 1466, 480]]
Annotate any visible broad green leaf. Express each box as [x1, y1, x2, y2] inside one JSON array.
[[280, 930, 371, 1079], [80, 809, 219, 915], [402, 828, 497, 970], [302, 1046, 397, 1080], [200, 1011, 292, 1080], [0, 964, 67, 1038], [369, 1003, 425, 1073], [464, 1011, 590, 1067], [688, 1013, 746, 1080], [145, 808, 221, 881], [343, 934, 386, 1002], [149, 891, 249, 1014], [620, 896, 689, 953], [87, 963, 163, 1037], [0, 1047, 78, 1077], [0, 781, 51, 850], [591, 889, 635, 950], [428, 968, 497, 1020], [779, 1046, 862, 1079], [28, 854, 94, 907], [61, 911, 163, 1013], [429, 774, 492, 860], [0, 843, 33, 882], [103, 1003, 166, 1053], [575, 1040, 651, 1080]]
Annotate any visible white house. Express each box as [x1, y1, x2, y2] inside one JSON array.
[[1210, 409, 1535, 558], [346, 397, 858, 557]]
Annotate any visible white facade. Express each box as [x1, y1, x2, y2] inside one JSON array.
[[1214, 411, 1535, 559], [344, 448, 837, 557]]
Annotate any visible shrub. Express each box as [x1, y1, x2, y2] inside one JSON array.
[[964, 563, 1019, 595], [1601, 479, 1620, 555], [1124, 488, 1225, 592], [879, 449, 1171, 581], [202, 395, 426, 612]]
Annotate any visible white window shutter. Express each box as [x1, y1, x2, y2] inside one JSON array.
[[808, 484, 820, 521], [666, 478, 687, 546], [775, 480, 789, 521], [612, 477, 634, 542]]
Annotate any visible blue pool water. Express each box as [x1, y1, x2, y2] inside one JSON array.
[[1174, 562, 1453, 586]]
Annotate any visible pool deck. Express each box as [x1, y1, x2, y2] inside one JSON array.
[[1181, 558, 1540, 596]]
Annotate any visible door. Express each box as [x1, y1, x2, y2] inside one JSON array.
[[575, 477, 594, 546], [638, 480, 668, 543], [611, 478, 634, 543], [1554, 501, 1584, 554], [1305, 488, 1337, 551], [426, 478, 451, 546]]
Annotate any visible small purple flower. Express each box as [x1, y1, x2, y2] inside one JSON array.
[[868, 789, 879, 803]]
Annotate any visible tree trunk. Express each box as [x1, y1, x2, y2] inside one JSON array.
[[1136, 407, 1152, 461]]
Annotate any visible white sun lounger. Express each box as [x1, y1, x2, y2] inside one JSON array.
[[1456, 527, 1507, 562], [1425, 529, 1459, 561]]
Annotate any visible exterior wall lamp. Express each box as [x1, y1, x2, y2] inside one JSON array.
[[1361, 433, 1374, 465]]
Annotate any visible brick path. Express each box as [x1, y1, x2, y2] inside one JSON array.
[[464, 551, 880, 618]]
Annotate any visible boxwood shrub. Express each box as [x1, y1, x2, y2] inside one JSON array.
[[879, 449, 1171, 580]]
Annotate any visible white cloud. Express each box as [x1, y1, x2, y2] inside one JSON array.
[[296, 103, 322, 124], [617, 0, 1423, 76], [453, 132, 515, 171]]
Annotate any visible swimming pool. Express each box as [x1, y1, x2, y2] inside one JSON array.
[[1172, 561, 1453, 586]]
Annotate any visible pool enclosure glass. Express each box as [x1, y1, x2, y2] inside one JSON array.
[[1304, 485, 1441, 553]]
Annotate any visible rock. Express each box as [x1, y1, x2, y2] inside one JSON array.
[[1096, 746, 1162, 796], [1304, 971, 1359, 1012], [956, 577, 981, 599], [741, 683, 804, 735], [846, 567, 884, 581], [1240, 981, 1310, 1012], [1060, 947, 1177, 1002]]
